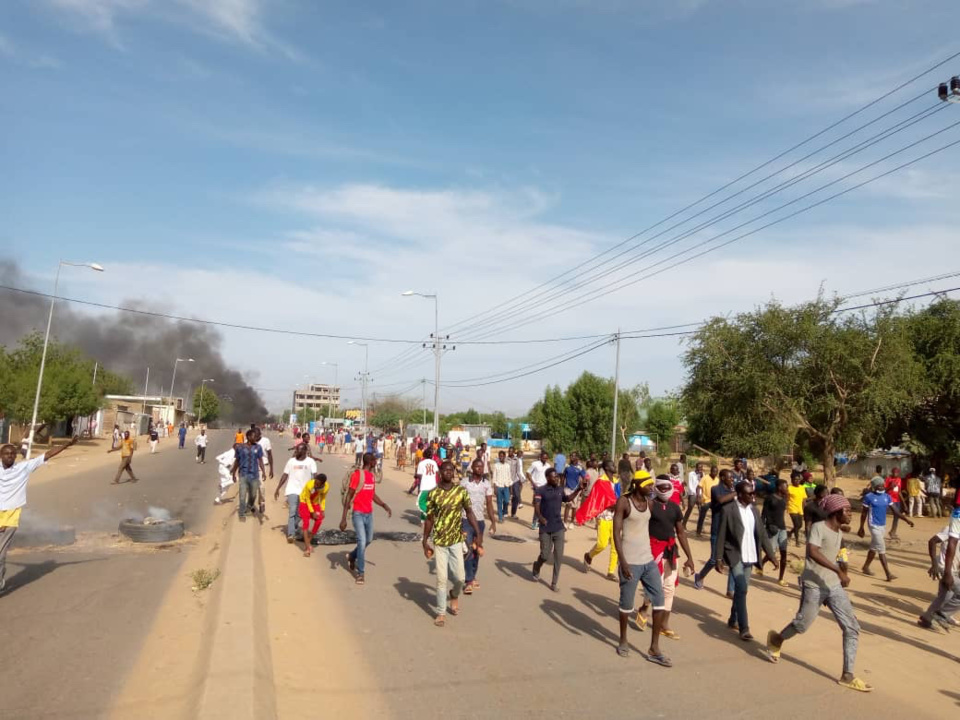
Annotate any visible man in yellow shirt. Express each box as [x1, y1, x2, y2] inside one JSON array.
[[787, 471, 808, 547], [108, 431, 139, 484], [1, 437, 79, 592], [696, 464, 719, 537], [299, 474, 329, 557]]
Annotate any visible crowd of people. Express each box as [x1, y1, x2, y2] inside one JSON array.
[[206, 428, 960, 691]]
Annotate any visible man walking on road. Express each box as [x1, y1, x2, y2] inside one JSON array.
[[109, 430, 139, 484], [178, 423, 187, 450], [148, 424, 159, 454], [526, 451, 551, 530], [423, 460, 482, 627], [340, 453, 392, 585], [462, 459, 496, 594], [274, 443, 317, 543], [767, 494, 871, 692], [918, 507, 960, 630], [533, 467, 584, 591], [195, 429, 208, 464], [584, 459, 620, 581], [231, 430, 266, 522], [713, 480, 778, 641], [491, 450, 513, 524], [1, 437, 79, 592], [858, 476, 913, 581], [509, 447, 524, 517]]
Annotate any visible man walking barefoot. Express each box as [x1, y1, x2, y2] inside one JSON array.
[[423, 461, 482, 627], [767, 494, 871, 692]]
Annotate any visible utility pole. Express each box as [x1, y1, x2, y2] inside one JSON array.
[[610, 330, 621, 460], [92, 361, 98, 387], [142, 367, 150, 415], [422, 379, 427, 425]]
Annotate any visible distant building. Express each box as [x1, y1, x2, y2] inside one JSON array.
[[292, 384, 341, 413], [103, 395, 191, 434]]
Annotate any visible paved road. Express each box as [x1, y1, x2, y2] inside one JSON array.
[[0, 429, 245, 719]]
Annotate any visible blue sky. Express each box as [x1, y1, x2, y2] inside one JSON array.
[[3, 0, 960, 415]]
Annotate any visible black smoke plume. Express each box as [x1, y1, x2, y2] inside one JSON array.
[[0, 260, 268, 421]]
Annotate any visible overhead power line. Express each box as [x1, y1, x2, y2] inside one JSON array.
[[441, 49, 960, 339]]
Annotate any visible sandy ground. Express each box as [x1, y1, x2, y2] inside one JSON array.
[[248, 447, 959, 718]]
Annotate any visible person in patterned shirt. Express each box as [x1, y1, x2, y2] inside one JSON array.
[[423, 461, 482, 627]]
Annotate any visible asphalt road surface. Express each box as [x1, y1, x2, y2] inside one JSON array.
[[0, 429, 241, 719]]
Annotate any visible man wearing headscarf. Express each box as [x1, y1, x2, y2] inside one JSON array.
[[767, 493, 872, 693]]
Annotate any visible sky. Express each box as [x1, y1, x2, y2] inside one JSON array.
[[2, 0, 960, 417]]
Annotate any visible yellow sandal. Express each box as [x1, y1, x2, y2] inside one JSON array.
[[837, 677, 873, 693]]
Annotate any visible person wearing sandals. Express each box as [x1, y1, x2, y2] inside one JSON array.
[[611, 473, 671, 666], [857, 476, 913, 581], [767, 494, 872, 693], [713, 480, 778, 642], [635, 476, 696, 641], [917, 508, 960, 631], [339, 453, 392, 585], [461, 459, 497, 595], [422, 461, 483, 627]]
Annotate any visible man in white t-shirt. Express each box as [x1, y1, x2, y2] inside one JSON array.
[[526, 451, 551, 530], [415, 447, 440, 521], [214, 446, 237, 505], [919, 510, 960, 630], [194, 429, 208, 464], [273, 444, 319, 543]]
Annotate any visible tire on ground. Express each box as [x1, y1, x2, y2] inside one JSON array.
[[118, 519, 185, 543]]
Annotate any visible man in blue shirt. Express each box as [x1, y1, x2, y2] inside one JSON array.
[[231, 430, 266, 522], [177, 423, 187, 449], [857, 476, 913, 581], [562, 453, 585, 529], [553, 449, 567, 476]]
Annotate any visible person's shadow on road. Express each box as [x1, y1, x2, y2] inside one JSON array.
[[401, 510, 421, 527], [394, 575, 435, 617], [4, 557, 104, 596], [540, 598, 640, 653]]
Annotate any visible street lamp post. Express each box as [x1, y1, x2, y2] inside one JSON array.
[[169, 357, 194, 402], [402, 291, 440, 441], [26, 260, 104, 459], [197, 379, 214, 425], [347, 341, 369, 432]]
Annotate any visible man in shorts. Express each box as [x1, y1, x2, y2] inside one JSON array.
[[858, 476, 913, 581], [759, 478, 790, 587], [612, 473, 670, 665]]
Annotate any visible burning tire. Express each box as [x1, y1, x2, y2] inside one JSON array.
[[119, 518, 185, 543]]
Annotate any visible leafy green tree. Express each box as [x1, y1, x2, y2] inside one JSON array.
[[530, 372, 640, 457], [193, 386, 220, 424], [645, 399, 681, 451], [888, 299, 960, 469], [488, 412, 509, 437], [371, 408, 401, 431], [682, 297, 923, 484]]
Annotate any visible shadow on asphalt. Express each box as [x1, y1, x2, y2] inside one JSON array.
[[401, 510, 422, 527], [671, 596, 770, 662], [941, 690, 960, 707], [394, 575, 435, 617], [539, 598, 640, 654], [5, 557, 106, 596]]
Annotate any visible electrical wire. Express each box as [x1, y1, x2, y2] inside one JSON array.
[[441, 49, 960, 338], [459, 103, 954, 341]]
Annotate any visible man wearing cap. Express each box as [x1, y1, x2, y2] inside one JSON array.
[[767, 493, 872, 693], [858, 476, 913, 581], [1, 437, 79, 593]]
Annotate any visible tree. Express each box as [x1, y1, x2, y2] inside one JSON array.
[[0, 333, 105, 428], [193, 386, 220, 424], [646, 399, 681, 452], [371, 408, 401, 431], [888, 299, 960, 469], [530, 372, 640, 457], [681, 297, 923, 484]]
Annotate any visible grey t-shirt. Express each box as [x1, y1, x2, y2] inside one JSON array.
[[801, 521, 842, 590]]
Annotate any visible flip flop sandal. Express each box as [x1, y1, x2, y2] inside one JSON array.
[[448, 606, 460, 616], [634, 614, 648, 631], [837, 677, 873, 693], [463, 584, 474, 595], [355, 575, 365, 585], [616, 644, 630, 658], [646, 653, 673, 668], [766, 631, 781, 663], [434, 616, 445, 627], [660, 629, 680, 640]]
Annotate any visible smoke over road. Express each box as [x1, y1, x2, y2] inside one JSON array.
[[0, 260, 268, 421]]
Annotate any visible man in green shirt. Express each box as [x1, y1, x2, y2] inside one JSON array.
[[423, 461, 482, 627]]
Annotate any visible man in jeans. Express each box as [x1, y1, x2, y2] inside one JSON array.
[[925, 468, 945, 518], [612, 472, 670, 665], [767, 494, 872, 693], [490, 450, 513, 523], [231, 430, 266, 522], [713, 480, 778, 641], [534, 467, 585, 591], [461, 460, 496, 594], [509, 447, 524, 517], [339, 453, 392, 585], [273, 443, 317, 543], [423, 461, 482, 627]]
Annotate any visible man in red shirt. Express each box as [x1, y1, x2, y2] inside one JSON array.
[[339, 452, 392, 585], [885, 468, 904, 540]]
